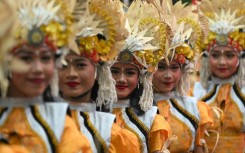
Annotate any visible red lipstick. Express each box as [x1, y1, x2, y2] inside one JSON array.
[[116, 85, 127, 90], [217, 68, 227, 72], [65, 82, 80, 88], [163, 82, 173, 86], [29, 78, 44, 84]]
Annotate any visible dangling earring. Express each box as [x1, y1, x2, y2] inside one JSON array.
[[94, 66, 97, 79]]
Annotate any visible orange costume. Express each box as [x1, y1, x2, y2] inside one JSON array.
[[190, 0, 245, 152], [0, 100, 92, 153], [113, 100, 172, 153], [154, 93, 212, 152], [192, 79, 245, 152], [68, 104, 140, 153]]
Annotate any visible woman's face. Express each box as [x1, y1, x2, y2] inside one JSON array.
[[9, 44, 55, 98], [58, 53, 96, 100], [153, 60, 181, 93], [209, 46, 239, 79], [111, 62, 139, 99]]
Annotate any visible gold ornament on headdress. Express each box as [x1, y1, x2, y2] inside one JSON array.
[[74, 0, 128, 62], [198, 0, 245, 51], [118, 0, 167, 72], [14, 0, 76, 51], [148, 0, 204, 64]]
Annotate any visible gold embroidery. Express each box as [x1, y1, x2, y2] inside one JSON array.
[[170, 113, 193, 152], [235, 84, 245, 101], [127, 108, 150, 132], [33, 106, 58, 147], [83, 112, 107, 152], [0, 108, 48, 153], [171, 99, 199, 124], [201, 85, 217, 102], [157, 100, 193, 152]]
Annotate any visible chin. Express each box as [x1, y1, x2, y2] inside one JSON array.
[[216, 75, 231, 79], [117, 93, 128, 99], [25, 92, 44, 98]]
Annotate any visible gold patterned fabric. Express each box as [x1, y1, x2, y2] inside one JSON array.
[[156, 99, 212, 153], [205, 84, 245, 153]]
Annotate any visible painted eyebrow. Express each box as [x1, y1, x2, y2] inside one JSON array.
[[210, 49, 236, 53], [111, 67, 138, 71], [14, 50, 53, 55]]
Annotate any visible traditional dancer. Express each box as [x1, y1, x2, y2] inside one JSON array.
[[58, 0, 140, 152], [190, 0, 245, 152]]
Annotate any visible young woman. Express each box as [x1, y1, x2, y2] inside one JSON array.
[[0, 0, 92, 153], [151, 0, 213, 152], [110, 1, 172, 152], [190, 0, 245, 152], [0, 1, 29, 153], [58, 0, 140, 153]]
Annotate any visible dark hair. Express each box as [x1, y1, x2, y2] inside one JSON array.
[[91, 80, 99, 102], [129, 83, 145, 116], [43, 86, 57, 102]]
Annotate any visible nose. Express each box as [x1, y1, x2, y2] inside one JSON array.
[[66, 66, 78, 79], [218, 55, 226, 66], [117, 72, 127, 83], [31, 60, 43, 74], [163, 69, 172, 80]]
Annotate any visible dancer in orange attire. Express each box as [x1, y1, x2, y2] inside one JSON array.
[[58, 1, 140, 152], [190, 0, 245, 152], [0, 0, 92, 152]]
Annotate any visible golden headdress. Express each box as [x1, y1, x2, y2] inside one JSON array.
[[13, 0, 77, 53], [198, 0, 245, 52], [72, 0, 128, 107], [74, 0, 128, 62], [157, 0, 204, 64]]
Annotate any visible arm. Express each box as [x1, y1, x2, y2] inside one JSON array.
[[148, 115, 172, 153]]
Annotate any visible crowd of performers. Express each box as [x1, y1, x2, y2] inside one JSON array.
[[0, 0, 244, 152]]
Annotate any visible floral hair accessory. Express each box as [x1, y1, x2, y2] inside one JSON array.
[[198, 0, 245, 52], [74, 0, 128, 63], [156, 0, 204, 65]]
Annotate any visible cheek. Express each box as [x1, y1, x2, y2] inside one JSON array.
[[209, 58, 217, 67], [173, 71, 181, 83], [153, 71, 163, 87], [128, 75, 138, 90], [11, 72, 26, 86], [229, 58, 239, 67], [79, 67, 96, 89]]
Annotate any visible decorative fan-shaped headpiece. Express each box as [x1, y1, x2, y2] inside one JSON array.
[[198, 0, 245, 52], [157, 0, 204, 65]]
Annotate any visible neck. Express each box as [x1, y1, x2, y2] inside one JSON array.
[[62, 90, 91, 103], [8, 85, 37, 99], [211, 75, 236, 85]]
